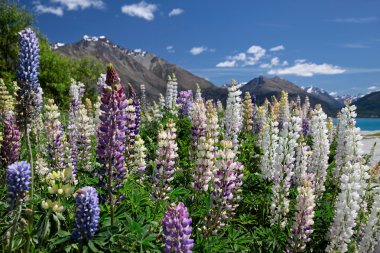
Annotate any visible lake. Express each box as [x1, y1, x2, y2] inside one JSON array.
[[333, 118, 380, 131]]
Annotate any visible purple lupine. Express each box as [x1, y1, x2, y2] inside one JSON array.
[[177, 90, 193, 118], [0, 115, 21, 168], [96, 65, 128, 205], [287, 173, 315, 252], [162, 202, 194, 253], [202, 141, 244, 236], [7, 161, 31, 208], [16, 28, 42, 126], [152, 120, 178, 200], [302, 117, 310, 136], [72, 187, 100, 242]]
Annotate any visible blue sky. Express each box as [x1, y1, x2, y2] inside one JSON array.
[[22, 0, 380, 95]]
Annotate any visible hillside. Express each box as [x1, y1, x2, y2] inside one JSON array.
[[354, 91, 380, 117], [241, 76, 342, 116], [54, 36, 228, 102]]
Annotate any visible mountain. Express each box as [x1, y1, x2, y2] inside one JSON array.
[[54, 35, 228, 101], [354, 91, 380, 117], [241, 76, 342, 116]]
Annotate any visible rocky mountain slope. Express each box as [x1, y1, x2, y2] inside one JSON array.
[[354, 91, 380, 117]]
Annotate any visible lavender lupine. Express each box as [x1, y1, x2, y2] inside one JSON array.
[[177, 90, 193, 118], [242, 92, 254, 131], [152, 120, 178, 200], [309, 105, 330, 197], [72, 187, 100, 242], [326, 104, 370, 253], [259, 110, 279, 180], [302, 96, 310, 119], [190, 97, 207, 157], [16, 28, 42, 125], [7, 161, 31, 208], [271, 115, 301, 228], [96, 65, 127, 224], [358, 187, 380, 253], [287, 173, 316, 252], [302, 117, 310, 136], [0, 114, 21, 168], [202, 140, 244, 236], [162, 202, 194, 253], [224, 80, 243, 149]]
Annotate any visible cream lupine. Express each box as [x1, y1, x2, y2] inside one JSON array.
[[259, 110, 279, 180], [294, 138, 310, 186], [309, 105, 330, 197], [326, 104, 370, 253], [132, 135, 147, 179], [224, 80, 243, 149], [278, 91, 290, 130], [242, 92, 254, 131], [190, 97, 207, 155], [326, 117, 334, 144], [271, 115, 301, 228], [358, 187, 380, 253]]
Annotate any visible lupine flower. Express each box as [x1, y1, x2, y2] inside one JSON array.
[[327, 103, 370, 253], [216, 100, 223, 114], [294, 139, 310, 185], [0, 114, 21, 168], [302, 117, 310, 136], [96, 65, 128, 203], [271, 115, 301, 228], [7, 161, 31, 208], [125, 97, 137, 163], [72, 187, 100, 242], [132, 135, 147, 178], [153, 94, 165, 120], [162, 202, 194, 253], [190, 97, 207, 157], [16, 28, 42, 126], [259, 110, 279, 180], [202, 140, 243, 236], [358, 187, 380, 253], [254, 105, 266, 134], [75, 104, 94, 172], [177, 90, 193, 118], [309, 105, 330, 197], [278, 91, 290, 130], [140, 84, 146, 111], [224, 80, 243, 149], [302, 96, 310, 119], [152, 120, 178, 200], [287, 173, 315, 252], [0, 79, 14, 121], [326, 117, 334, 143], [242, 92, 254, 131], [165, 74, 178, 114]]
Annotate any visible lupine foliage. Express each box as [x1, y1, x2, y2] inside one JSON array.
[[0, 29, 380, 253]]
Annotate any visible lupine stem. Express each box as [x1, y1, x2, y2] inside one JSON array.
[[8, 204, 22, 252], [25, 124, 34, 252]]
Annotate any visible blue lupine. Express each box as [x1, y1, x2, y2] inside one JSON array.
[[7, 161, 31, 208], [72, 187, 100, 242]]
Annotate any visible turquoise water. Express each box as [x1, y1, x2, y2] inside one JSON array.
[[333, 118, 380, 131]]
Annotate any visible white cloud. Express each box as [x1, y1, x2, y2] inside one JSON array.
[[190, 46, 207, 55], [121, 1, 158, 21], [342, 43, 368, 49], [368, 86, 378, 90], [329, 92, 337, 96], [166, 45, 175, 53], [169, 8, 183, 17], [34, 3, 63, 16], [216, 60, 236, 68], [270, 45, 285, 52], [260, 57, 280, 68], [51, 0, 104, 10], [228, 53, 246, 61], [333, 16, 378, 23], [245, 45, 266, 65], [268, 61, 346, 77]]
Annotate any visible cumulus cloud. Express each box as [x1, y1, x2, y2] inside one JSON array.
[[190, 46, 208, 55], [268, 60, 346, 77], [329, 92, 337, 96], [270, 45, 285, 52], [34, 2, 63, 16], [169, 8, 183, 17], [368, 86, 378, 90], [121, 1, 158, 21], [260, 57, 281, 68], [332, 16, 378, 23], [216, 60, 236, 68], [51, 0, 104, 10], [166, 45, 175, 53]]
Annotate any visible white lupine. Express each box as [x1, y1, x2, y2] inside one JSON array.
[[259, 111, 279, 180], [271, 115, 301, 228], [294, 139, 310, 185], [190, 97, 207, 153], [309, 105, 330, 197], [358, 187, 380, 253], [132, 135, 147, 179], [76, 104, 94, 172], [165, 74, 178, 113], [326, 104, 370, 253], [224, 80, 243, 149], [302, 96, 310, 118], [153, 94, 165, 120], [216, 100, 224, 114], [278, 91, 290, 130]]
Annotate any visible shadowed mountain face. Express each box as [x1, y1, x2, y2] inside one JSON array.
[[241, 76, 342, 116], [354, 91, 380, 118], [55, 37, 342, 115], [54, 36, 228, 102]]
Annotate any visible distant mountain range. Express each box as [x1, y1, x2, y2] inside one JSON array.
[[354, 91, 380, 118], [54, 35, 351, 116]]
